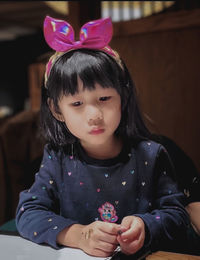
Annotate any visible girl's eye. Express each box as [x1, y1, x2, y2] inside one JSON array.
[[99, 96, 111, 102], [71, 101, 83, 107]]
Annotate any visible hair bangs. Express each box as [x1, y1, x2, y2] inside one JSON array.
[[76, 52, 120, 92], [47, 49, 124, 101]]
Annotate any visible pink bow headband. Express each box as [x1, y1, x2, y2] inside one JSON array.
[[43, 16, 122, 85]]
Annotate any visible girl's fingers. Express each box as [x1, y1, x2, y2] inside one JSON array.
[[117, 235, 143, 255], [99, 233, 118, 244], [117, 225, 145, 255], [96, 240, 118, 253], [120, 217, 144, 240], [120, 226, 139, 241], [99, 222, 120, 235], [117, 226, 128, 235]]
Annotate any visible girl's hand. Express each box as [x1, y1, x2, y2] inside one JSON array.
[[79, 221, 120, 257], [117, 216, 145, 255]]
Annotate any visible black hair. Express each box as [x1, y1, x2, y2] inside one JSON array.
[[40, 49, 151, 151]]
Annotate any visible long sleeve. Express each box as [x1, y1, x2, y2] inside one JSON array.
[[15, 145, 78, 249], [157, 135, 200, 203], [135, 145, 190, 252]]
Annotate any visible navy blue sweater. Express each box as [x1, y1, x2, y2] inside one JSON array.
[[16, 140, 189, 252]]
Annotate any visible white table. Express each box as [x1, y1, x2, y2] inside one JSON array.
[[1, 233, 199, 260], [0, 234, 108, 260]]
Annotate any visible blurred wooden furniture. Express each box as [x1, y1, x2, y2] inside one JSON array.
[[28, 63, 45, 111], [0, 110, 44, 225], [111, 9, 200, 173]]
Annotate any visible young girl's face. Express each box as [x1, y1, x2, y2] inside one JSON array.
[[56, 79, 121, 148]]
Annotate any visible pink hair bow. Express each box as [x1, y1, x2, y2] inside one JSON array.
[[43, 16, 116, 57]]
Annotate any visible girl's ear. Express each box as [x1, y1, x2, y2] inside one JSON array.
[[48, 98, 65, 122]]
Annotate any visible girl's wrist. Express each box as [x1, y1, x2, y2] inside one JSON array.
[[57, 224, 85, 248]]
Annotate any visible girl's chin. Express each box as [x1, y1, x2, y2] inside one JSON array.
[[80, 137, 111, 146]]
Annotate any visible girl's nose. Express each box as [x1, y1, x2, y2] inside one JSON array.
[[86, 106, 103, 126], [88, 117, 103, 126]]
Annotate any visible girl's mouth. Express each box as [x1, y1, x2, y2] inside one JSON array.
[[89, 128, 105, 135]]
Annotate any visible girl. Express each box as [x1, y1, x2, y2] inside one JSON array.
[[16, 16, 189, 258]]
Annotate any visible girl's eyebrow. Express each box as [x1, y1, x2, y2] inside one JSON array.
[[68, 92, 82, 98], [67, 87, 115, 99]]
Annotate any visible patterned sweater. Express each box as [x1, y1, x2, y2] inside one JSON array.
[[16, 140, 189, 253]]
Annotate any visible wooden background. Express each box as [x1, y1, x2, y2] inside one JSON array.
[[111, 9, 200, 172]]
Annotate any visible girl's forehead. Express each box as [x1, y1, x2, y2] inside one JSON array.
[[76, 78, 115, 94]]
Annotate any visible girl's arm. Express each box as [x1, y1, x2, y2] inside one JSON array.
[[16, 145, 78, 249], [133, 145, 190, 253]]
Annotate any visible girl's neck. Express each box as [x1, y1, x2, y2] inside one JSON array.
[[80, 136, 123, 160]]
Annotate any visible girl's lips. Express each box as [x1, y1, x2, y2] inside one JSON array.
[[89, 128, 105, 135]]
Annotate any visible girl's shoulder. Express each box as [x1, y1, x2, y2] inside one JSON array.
[[131, 139, 163, 152], [43, 143, 68, 160], [130, 139, 170, 175], [131, 139, 166, 161]]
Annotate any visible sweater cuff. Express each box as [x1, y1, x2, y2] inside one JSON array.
[[46, 218, 78, 249]]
